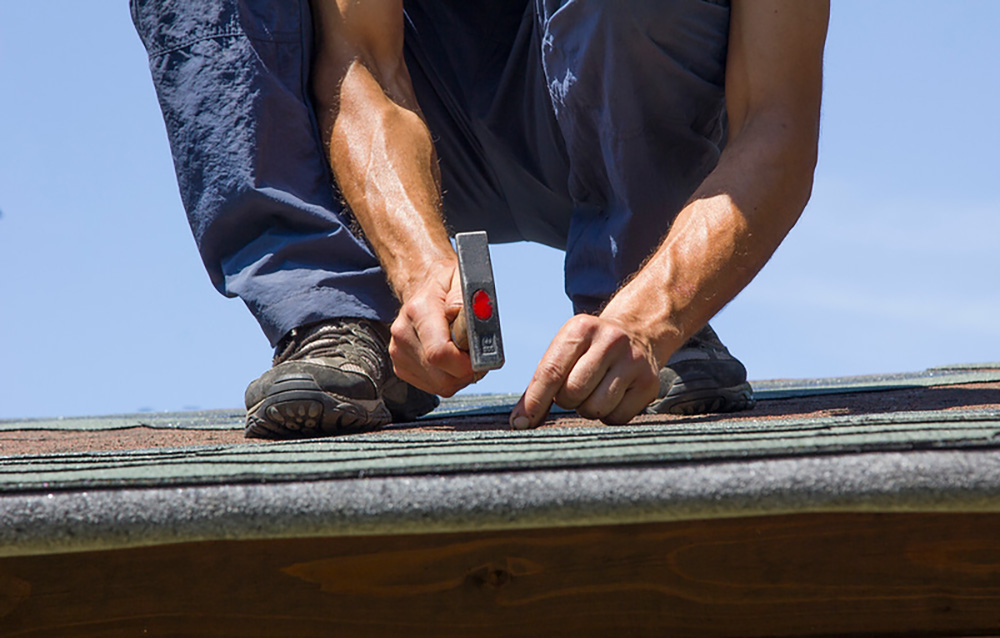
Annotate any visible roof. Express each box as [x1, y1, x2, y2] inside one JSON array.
[[1, 363, 999, 558]]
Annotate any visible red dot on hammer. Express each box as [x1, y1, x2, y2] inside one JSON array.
[[472, 289, 493, 321]]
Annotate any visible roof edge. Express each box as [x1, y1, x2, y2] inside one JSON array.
[[3, 448, 999, 558]]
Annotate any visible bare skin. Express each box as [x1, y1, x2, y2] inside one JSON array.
[[310, 0, 473, 397], [309, 0, 829, 426]]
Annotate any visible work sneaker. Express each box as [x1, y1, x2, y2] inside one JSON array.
[[646, 324, 755, 415], [244, 318, 439, 439]]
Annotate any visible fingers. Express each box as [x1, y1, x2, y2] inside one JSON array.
[[564, 352, 658, 424], [579, 362, 659, 425], [509, 315, 659, 430], [389, 267, 477, 397], [555, 333, 625, 409], [445, 267, 469, 350], [510, 317, 592, 429], [574, 362, 629, 420], [444, 265, 465, 318], [390, 310, 473, 396], [603, 384, 659, 425]]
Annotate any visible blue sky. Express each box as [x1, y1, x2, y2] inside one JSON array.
[[1, 2, 998, 419]]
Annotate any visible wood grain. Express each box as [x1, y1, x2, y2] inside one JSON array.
[[1, 512, 999, 637]]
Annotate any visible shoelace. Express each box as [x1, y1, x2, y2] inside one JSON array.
[[274, 320, 389, 381]]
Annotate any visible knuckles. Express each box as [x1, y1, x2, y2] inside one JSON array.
[[565, 314, 634, 353], [565, 313, 600, 337], [424, 340, 454, 368], [604, 330, 632, 353], [530, 312, 663, 427], [557, 383, 586, 407], [383, 271, 476, 397], [389, 317, 407, 343], [435, 379, 465, 399], [534, 359, 567, 387]]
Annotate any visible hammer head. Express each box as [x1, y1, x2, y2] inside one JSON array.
[[454, 231, 504, 372]]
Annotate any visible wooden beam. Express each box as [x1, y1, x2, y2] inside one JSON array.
[[2, 512, 999, 637]]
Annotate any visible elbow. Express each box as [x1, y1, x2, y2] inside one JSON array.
[[795, 122, 821, 210], [772, 115, 821, 213]]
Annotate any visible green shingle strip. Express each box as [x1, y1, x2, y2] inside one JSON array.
[[752, 365, 1000, 400], [0, 396, 532, 432], [0, 409, 246, 432], [1, 407, 998, 493], [2, 364, 997, 432], [930, 362, 1000, 370], [421, 392, 524, 415], [2, 448, 999, 558]]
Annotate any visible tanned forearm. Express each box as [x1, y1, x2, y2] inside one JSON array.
[[310, 0, 455, 302], [510, 0, 828, 428], [602, 0, 827, 367], [602, 113, 818, 365], [327, 61, 455, 298], [310, 0, 475, 395]]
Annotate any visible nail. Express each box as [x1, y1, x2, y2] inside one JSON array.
[[512, 415, 531, 430]]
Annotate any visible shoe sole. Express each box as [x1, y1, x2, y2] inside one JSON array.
[[647, 381, 756, 416], [245, 379, 391, 440]]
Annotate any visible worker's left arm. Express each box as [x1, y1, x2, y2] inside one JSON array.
[[511, 0, 830, 428]]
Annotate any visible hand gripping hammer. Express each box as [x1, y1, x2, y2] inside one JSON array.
[[449, 231, 505, 372]]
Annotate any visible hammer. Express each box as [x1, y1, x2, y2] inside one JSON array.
[[449, 231, 505, 372]]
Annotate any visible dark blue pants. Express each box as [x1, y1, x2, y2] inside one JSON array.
[[131, 0, 730, 346]]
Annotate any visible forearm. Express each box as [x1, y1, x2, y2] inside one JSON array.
[[602, 0, 826, 367], [327, 62, 454, 299], [602, 114, 817, 364], [511, 0, 827, 427], [310, 1, 454, 302], [309, 1, 474, 394]]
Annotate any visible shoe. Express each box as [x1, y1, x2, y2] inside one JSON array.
[[244, 318, 439, 439], [646, 324, 755, 415], [382, 374, 442, 422]]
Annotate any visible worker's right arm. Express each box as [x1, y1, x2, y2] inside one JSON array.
[[310, 0, 475, 396]]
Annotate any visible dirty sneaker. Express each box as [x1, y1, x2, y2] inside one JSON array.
[[244, 318, 439, 439], [646, 324, 755, 415]]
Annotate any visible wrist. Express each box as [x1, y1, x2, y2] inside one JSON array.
[[390, 254, 457, 303], [600, 279, 687, 368]]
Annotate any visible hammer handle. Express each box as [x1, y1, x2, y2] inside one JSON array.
[[451, 231, 504, 372], [450, 307, 470, 352]]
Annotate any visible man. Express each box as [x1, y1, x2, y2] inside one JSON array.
[[131, 0, 828, 438]]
